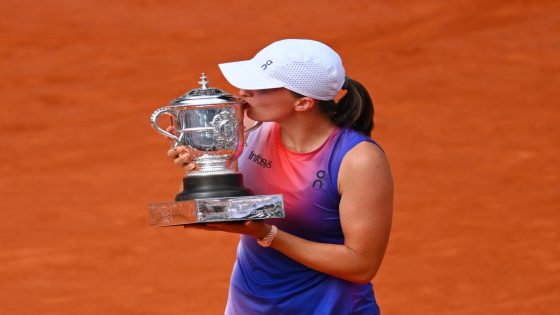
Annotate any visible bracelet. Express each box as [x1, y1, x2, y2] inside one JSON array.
[[257, 225, 278, 247]]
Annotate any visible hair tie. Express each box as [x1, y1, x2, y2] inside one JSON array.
[[341, 76, 350, 90]]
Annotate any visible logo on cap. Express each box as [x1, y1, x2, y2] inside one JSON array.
[[261, 60, 273, 70]]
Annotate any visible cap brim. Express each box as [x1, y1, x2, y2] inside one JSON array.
[[218, 60, 284, 90]]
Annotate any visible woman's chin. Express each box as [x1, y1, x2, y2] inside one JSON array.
[[247, 110, 276, 123]]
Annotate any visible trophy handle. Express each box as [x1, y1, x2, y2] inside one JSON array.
[[151, 107, 179, 143]]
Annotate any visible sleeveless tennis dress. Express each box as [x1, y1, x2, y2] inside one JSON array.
[[225, 122, 381, 315]]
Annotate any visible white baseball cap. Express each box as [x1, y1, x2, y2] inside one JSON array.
[[218, 39, 346, 101]]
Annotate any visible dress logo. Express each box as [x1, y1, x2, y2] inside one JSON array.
[[248, 150, 272, 168], [312, 170, 326, 189]]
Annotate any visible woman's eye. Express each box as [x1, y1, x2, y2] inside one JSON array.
[[256, 88, 282, 95]]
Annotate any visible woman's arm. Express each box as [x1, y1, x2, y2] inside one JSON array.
[[201, 141, 393, 284], [269, 141, 393, 283]]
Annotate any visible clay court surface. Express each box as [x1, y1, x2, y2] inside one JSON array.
[[1, 0, 558, 314]]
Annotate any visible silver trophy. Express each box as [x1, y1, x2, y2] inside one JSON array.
[[148, 74, 285, 226]]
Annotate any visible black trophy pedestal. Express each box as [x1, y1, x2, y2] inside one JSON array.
[[175, 174, 253, 201]]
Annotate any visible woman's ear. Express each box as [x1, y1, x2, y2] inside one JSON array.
[[294, 97, 317, 112]]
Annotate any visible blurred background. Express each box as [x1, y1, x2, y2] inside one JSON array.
[[1, 0, 558, 314]]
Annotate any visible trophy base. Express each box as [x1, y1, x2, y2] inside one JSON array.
[[175, 174, 252, 201], [148, 194, 285, 226]]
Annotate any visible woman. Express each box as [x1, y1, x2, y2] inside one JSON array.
[[169, 39, 393, 314]]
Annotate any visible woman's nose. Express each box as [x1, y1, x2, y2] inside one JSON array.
[[239, 89, 253, 98]]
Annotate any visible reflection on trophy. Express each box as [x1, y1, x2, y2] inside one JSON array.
[[148, 74, 285, 226]]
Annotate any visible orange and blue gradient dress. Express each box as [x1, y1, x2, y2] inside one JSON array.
[[226, 122, 381, 314]]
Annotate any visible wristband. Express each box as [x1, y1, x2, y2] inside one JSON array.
[[257, 225, 278, 247]]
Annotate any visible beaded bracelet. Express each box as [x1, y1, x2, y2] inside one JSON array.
[[257, 225, 278, 247]]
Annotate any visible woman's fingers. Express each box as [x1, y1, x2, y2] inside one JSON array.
[[167, 145, 186, 157], [182, 221, 270, 240], [164, 130, 196, 171], [184, 223, 220, 231], [167, 146, 196, 170], [174, 152, 187, 164], [167, 147, 180, 158], [174, 152, 191, 166], [167, 148, 177, 158]]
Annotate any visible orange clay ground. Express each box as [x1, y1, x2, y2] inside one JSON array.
[[1, 0, 558, 314]]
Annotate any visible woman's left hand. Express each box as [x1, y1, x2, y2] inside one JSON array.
[[184, 220, 271, 240]]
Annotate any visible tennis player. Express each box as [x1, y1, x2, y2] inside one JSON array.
[[169, 39, 393, 314]]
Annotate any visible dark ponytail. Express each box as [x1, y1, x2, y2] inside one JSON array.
[[319, 78, 375, 136]]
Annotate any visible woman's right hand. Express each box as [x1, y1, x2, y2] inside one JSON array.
[[167, 146, 196, 171], [165, 126, 196, 172]]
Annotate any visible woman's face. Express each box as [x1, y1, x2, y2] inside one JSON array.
[[239, 88, 300, 122]]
